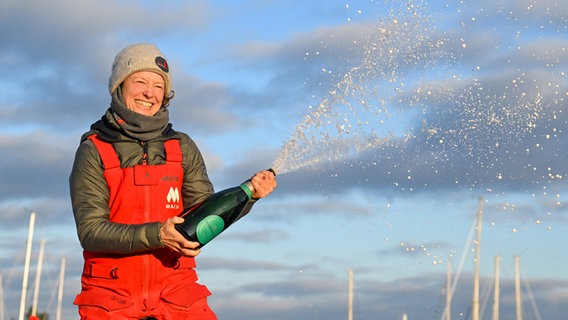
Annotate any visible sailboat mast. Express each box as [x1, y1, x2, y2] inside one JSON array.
[[31, 240, 46, 317], [446, 260, 452, 320], [56, 257, 66, 320], [0, 272, 4, 320], [472, 198, 483, 320], [515, 256, 522, 320], [18, 211, 36, 320], [347, 269, 353, 320], [492, 256, 501, 320]]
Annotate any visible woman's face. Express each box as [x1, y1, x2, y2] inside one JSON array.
[[121, 71, 165, 116]]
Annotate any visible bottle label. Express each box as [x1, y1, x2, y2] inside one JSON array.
[[196, 215, 225, 244]]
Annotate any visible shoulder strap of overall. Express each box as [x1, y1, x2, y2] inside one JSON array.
[[164, 139, 182, 164], [88, 134, 121, 170]]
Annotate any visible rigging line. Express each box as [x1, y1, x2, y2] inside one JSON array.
[[479, 276, 493, 318], [522, 270, 542, 320], [440, 217, 477, 320]]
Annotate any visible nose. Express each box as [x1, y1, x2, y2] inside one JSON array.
[[143, 85, 155, 98]]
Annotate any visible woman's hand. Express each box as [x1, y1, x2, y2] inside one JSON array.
[[251, 169, 277, 199], [160, 216, 202, 257]]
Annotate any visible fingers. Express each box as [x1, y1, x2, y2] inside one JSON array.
[[251, 170, 277, 198], [169, 216, 185, 224], [161, 217, 202, 257], [178, 242, 202, 257]]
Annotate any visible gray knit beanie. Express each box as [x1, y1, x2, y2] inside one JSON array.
[[109, 43, 172, 97]]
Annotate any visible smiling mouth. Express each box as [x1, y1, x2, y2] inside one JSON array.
[[135, 100, 153, 108]]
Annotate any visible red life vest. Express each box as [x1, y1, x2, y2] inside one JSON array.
[[74, 135, 214, 319]]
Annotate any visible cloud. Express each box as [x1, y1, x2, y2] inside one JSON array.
[[0, 0, 211, 131], [249, 3, 568, 197], [0, 131, 76, 201], [216, 228, 290, 243], [199, 256, 292, 272], [168, 74, 242, 135]]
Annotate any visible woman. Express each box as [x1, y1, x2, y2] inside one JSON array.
[[69, 43, 276, 319]]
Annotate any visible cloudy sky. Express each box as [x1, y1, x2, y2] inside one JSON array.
[[1, 0, 567, 319]]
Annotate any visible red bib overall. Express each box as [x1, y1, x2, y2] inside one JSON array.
[[74, 135, 216, 320]]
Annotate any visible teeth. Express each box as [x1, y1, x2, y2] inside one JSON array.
[[135, 100, 152, 108]]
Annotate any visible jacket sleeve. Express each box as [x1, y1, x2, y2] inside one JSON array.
[[179, 134, 215, 209], [69, 140, 163, 254]]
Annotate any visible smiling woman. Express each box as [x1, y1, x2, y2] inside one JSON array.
[[68, 43, 277, 319], [121, 71, 165, 116]]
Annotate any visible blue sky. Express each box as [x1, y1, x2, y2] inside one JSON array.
[[0, 0, 567, 319]]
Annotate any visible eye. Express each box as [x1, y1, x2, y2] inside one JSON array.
[[128, 77, 146, 86]]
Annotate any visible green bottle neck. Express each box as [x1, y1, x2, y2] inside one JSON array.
[[240, 181, 255, 199]]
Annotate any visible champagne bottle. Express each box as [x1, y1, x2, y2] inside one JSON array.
[[175, 168, 275, 248]]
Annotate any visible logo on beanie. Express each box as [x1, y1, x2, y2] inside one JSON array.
[[155, 56, 169, 73]]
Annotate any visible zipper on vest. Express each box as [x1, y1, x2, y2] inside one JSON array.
[[140, 141, 148, 165], [140, 140, 151, 308], [139, 141, 151, 219]]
